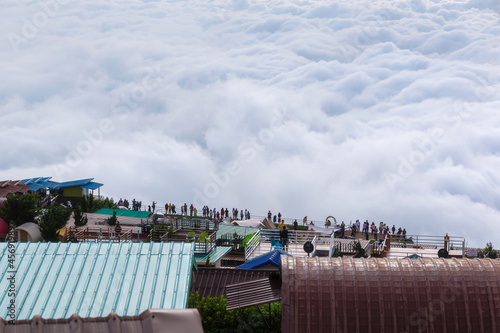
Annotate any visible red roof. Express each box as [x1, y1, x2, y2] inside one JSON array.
[[0, 180, 32, 198]]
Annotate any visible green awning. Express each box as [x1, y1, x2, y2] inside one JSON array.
[[94, 208, 151, 219]]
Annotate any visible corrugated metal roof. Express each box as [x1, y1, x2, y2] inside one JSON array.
[[194, 246, 232, 265], [94, 208, 151, 219], [0, 180, 32, 198], [216, 224, 255, 239], [0, 242, 195, 320], [236, 250, 290, 269], [226, 277, 281, 310], [281, 257, 500, 333], [1, 309, 204, 333], [191, 268, 274, 298]]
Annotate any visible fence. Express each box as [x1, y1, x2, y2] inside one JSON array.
[[244, 230, 261, 261], [72, 227, 134, 242], [175, 218, 218, 232], [389, 234, 466, 256]]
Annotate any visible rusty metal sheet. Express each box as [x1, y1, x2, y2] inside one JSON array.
[[226, 277, 281, 310]]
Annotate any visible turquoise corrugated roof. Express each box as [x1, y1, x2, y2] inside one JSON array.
[[0, 242, 195, 320], [94, 208, 151, 219], [216, 224, 255, 239], [194, 246, 232, 264]]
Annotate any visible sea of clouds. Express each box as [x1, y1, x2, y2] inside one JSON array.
[[1, 0, 499, 247]]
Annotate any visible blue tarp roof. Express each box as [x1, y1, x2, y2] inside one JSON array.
[[80, 181, 104, 190], [0, 242, 195, 320], [236, 250, 291, 269], [56, 178, 95, 188], [20, 177, 103, 192], [22, 177, 61, 192]]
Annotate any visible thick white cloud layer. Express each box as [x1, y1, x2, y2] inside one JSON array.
[[1, 0, 500, 247]]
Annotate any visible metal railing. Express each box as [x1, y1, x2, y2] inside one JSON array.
[[193, 231, 217, 255], [311, 236, 318, 257], [388, 234, 466, 257], [175, 218, 218, 232], [73, 227, 133, 242], [244, 230, 261, 261], [371, 234, 388, 257], [329, 231, 336, 257]]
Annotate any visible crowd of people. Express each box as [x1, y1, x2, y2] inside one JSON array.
[[118, 198, 143, 211], [117, 200, 253, 224], [116, 199, 407, 240], [335, 220, 407, 240]]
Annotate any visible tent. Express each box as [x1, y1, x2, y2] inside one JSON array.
[[232, 218, 263, 228]]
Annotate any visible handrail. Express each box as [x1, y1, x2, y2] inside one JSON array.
[[311, 235, 318, 257], [244, 230, 261, 261], [372, 234, 388, 257], [328, 230, 336, 257]]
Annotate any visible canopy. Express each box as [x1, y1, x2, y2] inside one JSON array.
[[232, 218, 263, 228]]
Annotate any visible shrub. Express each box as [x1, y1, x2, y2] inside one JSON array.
[[73, 204, 88, 227], [107, 210, 118, 226], [39, 205, 72, 242], [0, 193, 39, 227], [189, 292, 281, 333]]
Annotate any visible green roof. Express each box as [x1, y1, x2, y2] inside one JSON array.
[[0, 242, 195, 320], [194, 246, 232, 264], [216, 224, 256, 239], [94, 208, 151, 219]]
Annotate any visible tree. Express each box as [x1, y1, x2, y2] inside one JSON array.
[[478, 242, 498, 259], [81, 194, 116, 213], [107, 210, 118, 226], [39, 205, 72, 242], [73, 204, 88, 227], [0, 193, 39, 227], [188, 292, 281, 333]]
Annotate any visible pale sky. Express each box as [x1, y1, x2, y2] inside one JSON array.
[[1, 0, 499, 247]]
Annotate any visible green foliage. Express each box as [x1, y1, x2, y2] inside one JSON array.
[[81, 194, 116, 213], [188, 292, 281, 333], [73, 204, 88, 227], [274, 223, 308, 231], [107, 210, 118, 226], [39, 205, 72, 242], [0, 193, 39, 227], [478, 242, 498, 259], [399, 236, 414, 244], [240, 233, 255, 248]]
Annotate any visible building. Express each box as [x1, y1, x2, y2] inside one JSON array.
[[281, 256, 500, 333], [0, 242, 196, 320]]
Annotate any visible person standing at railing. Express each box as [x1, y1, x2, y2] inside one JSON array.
[[280, 225, 289, 251], [303, 216, 307, 226]]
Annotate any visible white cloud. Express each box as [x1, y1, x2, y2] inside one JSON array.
[[1, 0, 499, 247]]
